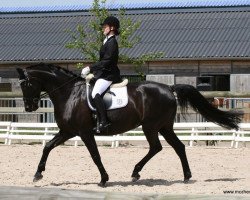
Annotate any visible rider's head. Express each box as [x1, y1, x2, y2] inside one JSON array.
[[101, 16, 120, 36]]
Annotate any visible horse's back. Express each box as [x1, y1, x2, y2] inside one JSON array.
[[127, 81, 177, 123], [128, 81, 175, 103]]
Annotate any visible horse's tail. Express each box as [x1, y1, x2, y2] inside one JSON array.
[[171, 84, 243, 130]]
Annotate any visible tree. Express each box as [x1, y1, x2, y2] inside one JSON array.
[[66, 0, 163, 76]]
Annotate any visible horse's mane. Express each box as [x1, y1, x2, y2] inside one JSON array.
[[27, 63, 81, 78]]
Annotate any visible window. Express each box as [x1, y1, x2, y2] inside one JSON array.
[[197, 75, 230, 91], [0, 83, 12, 92]]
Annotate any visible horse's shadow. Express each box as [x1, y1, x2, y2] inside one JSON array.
[[50, 179, 197, 187], [204, 178, 244, 182], [46, 177, 242, 188], [107, 179, 197, 187]]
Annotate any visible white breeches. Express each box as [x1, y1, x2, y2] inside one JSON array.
[[92, 79, 112, 99]]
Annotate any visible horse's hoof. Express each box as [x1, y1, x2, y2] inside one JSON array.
[[184, 178, 189, 184], [98, 173, 109, 187], [98, 181, 107, 187], [131, 174, 140, 182], [33, 173, 43, 182], [184, 172, 192, 183]]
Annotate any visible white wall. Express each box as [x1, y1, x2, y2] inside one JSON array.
[[230, 74, 250, 92]]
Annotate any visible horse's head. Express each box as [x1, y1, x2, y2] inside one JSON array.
[[16, 68, 42, 112]]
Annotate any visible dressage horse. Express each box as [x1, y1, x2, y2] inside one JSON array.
[[16, 63, 242, 187]]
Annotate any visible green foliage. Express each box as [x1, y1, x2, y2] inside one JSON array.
[[66, 0, 164, 75]]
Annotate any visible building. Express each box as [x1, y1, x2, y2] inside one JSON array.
[[0, 0, 250, 92]]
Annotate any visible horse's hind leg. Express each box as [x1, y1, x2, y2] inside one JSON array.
[[131, 128, 162, 182], [159, 127, 192, 183], [33, 131, 73, 182]]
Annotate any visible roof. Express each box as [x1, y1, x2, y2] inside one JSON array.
[[0, 7, 250, 63], [1, 0, 250, 13]]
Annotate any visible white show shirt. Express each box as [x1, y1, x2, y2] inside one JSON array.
[[103, 35, 115, 45]]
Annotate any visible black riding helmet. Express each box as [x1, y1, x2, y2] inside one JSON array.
[[101, 16, 120, 35]]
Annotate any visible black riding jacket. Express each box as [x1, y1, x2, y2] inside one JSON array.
[[90, 35, 121, 83]]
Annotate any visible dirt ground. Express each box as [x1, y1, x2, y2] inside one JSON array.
[[0, 145, 249, 196]]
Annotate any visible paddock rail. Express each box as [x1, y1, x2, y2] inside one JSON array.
[[0, 122, 249, 148]]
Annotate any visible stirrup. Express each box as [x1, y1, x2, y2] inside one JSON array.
[[100, 122, 111, 129], [93, 126, 100, 133], [93, 122, 111, 133]]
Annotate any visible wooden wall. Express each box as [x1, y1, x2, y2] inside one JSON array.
[[147, 60, 250, 76], [231, 74, 250, 92], [0, 59, 250, 81], [1, 59, 249, 90]]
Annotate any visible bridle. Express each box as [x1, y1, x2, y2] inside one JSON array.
[[19, 69, 84, 103]]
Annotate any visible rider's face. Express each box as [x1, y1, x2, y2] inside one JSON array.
[[102, 24, 112, 36]]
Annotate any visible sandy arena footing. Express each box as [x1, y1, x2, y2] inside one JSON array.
[[0, 145, 249, 198]]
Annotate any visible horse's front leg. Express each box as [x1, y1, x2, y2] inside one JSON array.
[[81, 133, 109, 187], [33, 131, 73, 182]]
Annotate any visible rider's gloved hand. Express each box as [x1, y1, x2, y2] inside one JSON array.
[[81, 66, 90, 78]]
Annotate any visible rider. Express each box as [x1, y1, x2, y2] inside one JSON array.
[[81, 16, 121, 131]]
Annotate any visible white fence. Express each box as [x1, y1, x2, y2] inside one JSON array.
[[0, 122, 250, 148]]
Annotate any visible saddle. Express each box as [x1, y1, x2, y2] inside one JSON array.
[[85, 74, 128, 111]]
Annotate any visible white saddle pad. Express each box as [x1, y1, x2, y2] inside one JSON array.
[[107, 86, 128, 110], [85, 74, 128, 111]]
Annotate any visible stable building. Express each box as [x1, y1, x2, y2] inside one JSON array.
[[0, 0, 250, 93]]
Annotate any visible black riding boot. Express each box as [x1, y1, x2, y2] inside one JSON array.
[[93, 94, 111, 131]]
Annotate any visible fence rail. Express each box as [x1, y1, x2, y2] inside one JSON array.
[[0, 122, 249, 148], [1, 96, 250, 123]]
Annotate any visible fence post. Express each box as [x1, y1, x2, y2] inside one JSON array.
[[74, 138, 78, 147], [189, 127, 195, 147], [111, 135, 115, 148], [8, 126, 14, 145], [231, 131, 236, 148], [111, 135, 119, 148], [5, 123, 11, 145], [235, 129, 240, 148], [115, 135, 120, 148], [43, 127, 48, 146]]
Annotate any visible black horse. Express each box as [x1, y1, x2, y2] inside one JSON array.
[[16, 63, 241, 187]]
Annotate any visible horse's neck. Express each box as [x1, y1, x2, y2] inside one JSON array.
[[32, 71, 72, 103], [30, 68, 85, 107], [47, 79, 84, 107]]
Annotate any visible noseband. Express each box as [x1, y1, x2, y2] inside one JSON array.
[[23, 96, 40, 104]]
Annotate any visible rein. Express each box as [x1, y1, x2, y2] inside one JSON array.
[[39, 76, 83, 99], [20, 69, 85, 101]]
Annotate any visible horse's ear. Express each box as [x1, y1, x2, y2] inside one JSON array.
[[16, 68, 26, 79]]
